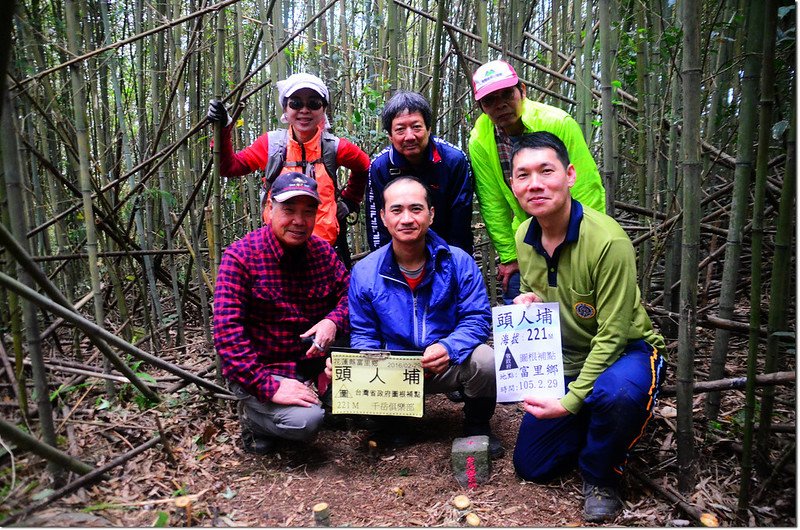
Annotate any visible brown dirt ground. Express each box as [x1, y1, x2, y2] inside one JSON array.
[[1, 328, 796, 527], [3, 378, 796, 527]]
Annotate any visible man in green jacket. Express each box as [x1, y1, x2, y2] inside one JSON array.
[[508, 132, 665, 523], [468, 59, 606, 304]]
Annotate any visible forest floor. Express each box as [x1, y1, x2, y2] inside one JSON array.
[[1, 326, 796, 527]]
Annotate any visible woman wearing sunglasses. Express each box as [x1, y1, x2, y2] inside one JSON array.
[[207, 73, 370, 268]]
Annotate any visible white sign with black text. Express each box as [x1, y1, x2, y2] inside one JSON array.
[[491, 302, 565, 403]]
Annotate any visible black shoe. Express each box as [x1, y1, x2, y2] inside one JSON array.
[[582, 482, 622, 522], [322, 411, 349, 430], [241, 428, 275, 455], [446, 389, 466, 403], [368, 416, 413, 448], [320, 386, 333, 409], [486, 434, 505, 459], [370, 430, 413, 448]]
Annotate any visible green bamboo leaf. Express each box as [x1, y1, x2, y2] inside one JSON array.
[[153, 511, 169, 527]]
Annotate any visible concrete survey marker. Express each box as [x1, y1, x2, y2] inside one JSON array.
[[451, 436, 491, 489]]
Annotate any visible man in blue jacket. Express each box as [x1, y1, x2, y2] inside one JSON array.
[[365, 91, 474, 254], [350, 176, 502, 458]]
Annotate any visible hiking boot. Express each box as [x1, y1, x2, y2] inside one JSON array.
[[241, 428, 275, 455], [486, 434, 505, 459], [463, 421, 505, 459], [237, 401, 276, 455], [582, 482, 622, 523], [322, 411, 349, 430], [463, 424, 505, 459], [446, 388, 466, 403], [370, 430, 413, 448]]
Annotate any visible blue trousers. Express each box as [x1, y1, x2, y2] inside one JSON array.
[[502, 271, 522, 305], [513, 341, 666, 487]]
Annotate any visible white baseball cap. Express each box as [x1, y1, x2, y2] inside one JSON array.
[[276, 73, 330, 107]]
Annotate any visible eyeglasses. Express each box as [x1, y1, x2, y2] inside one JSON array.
[[287, 98, 325, 111]]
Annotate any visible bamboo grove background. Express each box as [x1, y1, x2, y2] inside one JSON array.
[[0, 0, 796, 522]]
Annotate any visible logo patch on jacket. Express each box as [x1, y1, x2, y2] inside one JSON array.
[[574, 302, 596, 319]]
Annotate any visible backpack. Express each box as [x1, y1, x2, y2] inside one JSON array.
[[259, 128, 342, 245], [263, 129, 340, 191]]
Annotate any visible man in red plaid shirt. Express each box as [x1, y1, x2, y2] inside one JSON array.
[[213, 172, 349, 454]]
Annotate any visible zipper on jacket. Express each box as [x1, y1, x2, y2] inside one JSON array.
[[412, 293, 419, 347], [420, 304, 428, 348], [381, 272, 424, 348]]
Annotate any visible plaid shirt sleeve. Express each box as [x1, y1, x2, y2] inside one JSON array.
[[213, 244, 281, 402]]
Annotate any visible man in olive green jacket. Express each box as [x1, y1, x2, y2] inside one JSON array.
[[468, 59, 606, 304], [508, 132, 665, 523]]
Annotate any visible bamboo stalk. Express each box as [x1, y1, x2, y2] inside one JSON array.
[[740, 2, 778, 512], [212, 6, 226, 275], [659, 371, 794, 397], [0, 225, 159, 401], [66, 0, 121, 398], [0, 155, 160, 402], [0, 417, 93, 475], [429, 0, 446, 129], [757, 99, 796, 462], [1, 91, 59, 476], [707, 0, 765, 424], [629, 468, 705, 524], [677, 0, 700, 493], [13, 0, 245, 88], [0, 434, 164, 526], [598, 0, 615, 215], [0, 271, 231, 397]]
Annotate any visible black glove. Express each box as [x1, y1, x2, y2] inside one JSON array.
[[336, 199, 350, 222], [207, 99, 232, 127]]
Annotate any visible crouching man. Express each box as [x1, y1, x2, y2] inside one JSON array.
[[509, 132, 666, 522], [347, 176, 503, 458], [213, 172, 349, 454]]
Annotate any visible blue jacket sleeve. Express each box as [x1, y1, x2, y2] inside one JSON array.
[[348, 266, 383, 349], [438, 251, 492, 364]]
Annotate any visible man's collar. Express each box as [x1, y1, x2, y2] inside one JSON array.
[[379, 229, 449, 276], [523, 199, 584, 251], [388, 138, 441, 167], [518, 97, 537, 130]]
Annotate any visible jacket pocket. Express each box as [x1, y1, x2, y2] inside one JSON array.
[[569, 287, 597, 326]]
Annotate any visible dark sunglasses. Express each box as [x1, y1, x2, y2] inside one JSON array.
[[288, 98, 325, 111]]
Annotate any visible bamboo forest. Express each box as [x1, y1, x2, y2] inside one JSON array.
[[0, 0, 795, 526]]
